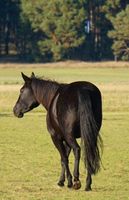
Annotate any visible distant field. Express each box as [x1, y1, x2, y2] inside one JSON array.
[[0, 63, 129, 200], [0, 63, 129, 113], [0, 61, 129, 85]]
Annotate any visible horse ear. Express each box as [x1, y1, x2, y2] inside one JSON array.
[[21, 72, 31, 83], [31, 72, 35, 78]]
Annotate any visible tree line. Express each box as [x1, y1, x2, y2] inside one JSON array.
[[0, 0, 129, 62]]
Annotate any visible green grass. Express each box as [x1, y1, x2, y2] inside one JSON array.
[[0, 113, 129, 200], [0, 66, 129, 84], [0, 64, 129, 200]]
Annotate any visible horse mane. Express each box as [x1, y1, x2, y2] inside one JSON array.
[[31, 76, 61, 109], [32, 76, 60, 90]]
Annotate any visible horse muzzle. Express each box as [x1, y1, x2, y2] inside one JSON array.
[[13, 105, 24, 118]]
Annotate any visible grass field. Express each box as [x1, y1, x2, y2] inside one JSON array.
[[0, 62, 129, 200]]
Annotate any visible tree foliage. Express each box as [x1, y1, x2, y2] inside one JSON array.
[[0, 0, 129, 61], [108, 5, 129, 60], [21, 0, 86, 61], [0, 0, 20, 55], [104, 0, 129, 60]]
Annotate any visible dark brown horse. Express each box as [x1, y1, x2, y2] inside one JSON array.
[[13, 72, 102, 191]]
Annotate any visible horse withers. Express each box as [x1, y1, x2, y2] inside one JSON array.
[[13, 72, 103, 191]]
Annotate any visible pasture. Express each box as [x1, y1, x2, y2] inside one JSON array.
[[0, 62, 129, 200]]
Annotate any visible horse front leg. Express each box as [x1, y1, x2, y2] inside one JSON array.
[[51, 136, 73, 188], [58, 162, 65, 187], [58, 142, 71, 187]]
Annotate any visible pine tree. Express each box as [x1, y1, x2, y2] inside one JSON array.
[[104, 0, 129, 19], [103, 0, 129, 60], [108, 5, 129, 60], [21, 0, 86, 61], [0, 0, 20, 55]]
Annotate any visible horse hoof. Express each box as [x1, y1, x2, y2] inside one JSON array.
[[73, 180, 81, 190], [67, 181, 73, 188], [85, 187, 92, 191], [58, 181, 64, 187]]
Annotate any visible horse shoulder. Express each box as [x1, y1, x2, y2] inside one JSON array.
[[46, 93, 62, 137]]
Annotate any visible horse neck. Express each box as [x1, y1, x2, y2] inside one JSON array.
[[32, 78, 60, 110]]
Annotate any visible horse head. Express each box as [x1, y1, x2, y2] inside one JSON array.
[[13, 72, 39, 118]]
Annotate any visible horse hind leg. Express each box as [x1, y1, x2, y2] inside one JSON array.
[[85, 171, 92, 191], [72, 142, 81, 190], [65, 137, 81, 190]]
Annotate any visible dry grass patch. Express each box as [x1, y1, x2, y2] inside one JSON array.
[[99, 83, 129, 91], [0, 85, 21, 91], [0, 83, 129, 92], [0, 61, 129, 68]]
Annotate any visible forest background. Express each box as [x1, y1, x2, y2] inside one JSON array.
[[0, 0, 129, 62]]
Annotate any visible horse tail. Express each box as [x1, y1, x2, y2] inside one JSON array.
[[78, 90, 102, 175]]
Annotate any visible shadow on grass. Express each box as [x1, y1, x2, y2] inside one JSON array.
[[103, 117, 123, 121], [0, 113, 12, 117]]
